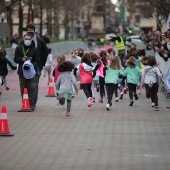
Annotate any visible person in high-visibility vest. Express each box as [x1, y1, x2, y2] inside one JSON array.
[[109, 34, 126, 55]]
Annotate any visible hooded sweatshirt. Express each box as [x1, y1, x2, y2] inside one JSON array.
[[142, 65, 162, 84]]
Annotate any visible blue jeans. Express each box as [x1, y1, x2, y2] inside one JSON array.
[[34, 66, 41, 107]]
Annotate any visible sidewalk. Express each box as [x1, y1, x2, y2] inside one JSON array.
[[0, 61, 170, 170]]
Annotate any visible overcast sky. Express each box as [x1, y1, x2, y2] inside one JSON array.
[[111, 0, 118, 4]]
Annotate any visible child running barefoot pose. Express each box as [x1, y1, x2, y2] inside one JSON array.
[[104, 56, 123, 111], [56, 61, 78, 116], [74, 53, 95, 107], [123, 56, 142, 106]]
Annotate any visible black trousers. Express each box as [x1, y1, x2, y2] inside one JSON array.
[[106, 83, 117, 104], [99, 76, 105, 98], [145, 83, 158, 106], [81, 84, 92, 99], [127, 83, 137, 100]]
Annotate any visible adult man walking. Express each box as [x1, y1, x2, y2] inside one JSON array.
[[26, 24, 48, 108]]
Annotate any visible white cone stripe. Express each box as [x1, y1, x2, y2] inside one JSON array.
[[23, 94, 28, 99], [1, 113, 7, 119], [49, 83, 53, 86]]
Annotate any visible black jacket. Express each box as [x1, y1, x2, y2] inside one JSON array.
[[20, 36, 48, 70], [14, 42, 40, 75], [0, 58, 16, 76], [35, 36, 48, 70]]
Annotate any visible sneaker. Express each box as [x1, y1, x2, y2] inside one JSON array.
[[5, 86, 9, 90], [0, 91, 2, 97], [124, 88, 127, 94], [120, 93, 123, 100], [155, 106, 160, 111], [129, 100, 134, 106], [72, 94, 75, 98], [115, 97, 119, 102], [87, 97, 93, 107], [96, 84, 99, 92], [66, 112, 71, 116], [110, 102, 112, 106], [151, 103, 155, 107], [99, 98, 103, 103], [134, 94, 138, 100], [93, 97, 95, 103], [106, 103, 110, 111]]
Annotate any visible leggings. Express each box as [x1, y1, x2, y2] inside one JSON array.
[[145, 83, 158, 106], [127, 83, 137, 100], [99, 76, 105, 98], [106, 83, 117, 104], [81, 84, 92, 98]]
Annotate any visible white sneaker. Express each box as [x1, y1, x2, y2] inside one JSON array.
[[115, 97, 119, 102], [106, 103, 110, 111], [87, 97, 93, 107], [151, 103, 155, 107]]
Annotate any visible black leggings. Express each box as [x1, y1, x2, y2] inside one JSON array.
[[81, 84, 92, 99], [145, 83, 158, 106], [99, 76, 105, 98], [106, 83, 117, 104], [127, 83, 137, 100]]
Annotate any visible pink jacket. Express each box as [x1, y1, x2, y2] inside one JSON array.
[[79, 63, 93, 84]]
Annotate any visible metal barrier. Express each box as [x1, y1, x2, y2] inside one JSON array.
[[154, 52, 170, 99]]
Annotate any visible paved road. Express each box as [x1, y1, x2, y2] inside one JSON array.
[[0, 53, 170, 170]]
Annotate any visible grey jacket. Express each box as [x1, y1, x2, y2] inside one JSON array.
[[142, 65, 162, 84], [56, 72, 77, 93]]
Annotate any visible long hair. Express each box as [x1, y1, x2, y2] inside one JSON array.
[[126, 56, 136, 68], [99, 50, 107, 66], [110, 56, 122, 70], [81, 53, 92, 66]]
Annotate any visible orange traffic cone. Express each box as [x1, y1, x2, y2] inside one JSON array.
[[18, 88, 33, 112], [0, 105, 14, 136], [45, 78, 56, 97]]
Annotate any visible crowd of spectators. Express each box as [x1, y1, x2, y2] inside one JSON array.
[[141, 24, 170, 62]]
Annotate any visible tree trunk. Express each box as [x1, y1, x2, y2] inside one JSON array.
[[39, 5, 43, 37], [64, 12, 69, 40], [6, 7, 13, 44], [19, 0, 23, 38]]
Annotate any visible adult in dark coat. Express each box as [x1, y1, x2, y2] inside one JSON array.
[[26, 24, 48, 108], [14, 34, 40, 111]]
